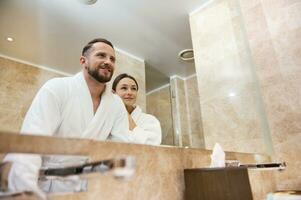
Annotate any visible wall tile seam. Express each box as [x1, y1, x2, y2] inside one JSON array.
[[171, 78, 182, 146], [183, 79, 193, 146], [146, 83, 170, 96]]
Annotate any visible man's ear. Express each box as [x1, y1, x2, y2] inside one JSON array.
[[79, 56, 86, 65], [112, 89, 116, 94]]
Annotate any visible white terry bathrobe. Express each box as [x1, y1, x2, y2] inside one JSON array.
[[128, 106, 162, 145], [4, 72, 130, 195]]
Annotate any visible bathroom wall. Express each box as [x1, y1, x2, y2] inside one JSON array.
[[146, 85, 174, 145], [0, 51, 145, 133], [239, 0, 301, 190], [185, 75, 205, 148], [0, 57, 61, 133], [190, 0, 270, 154], [190, 0, 300, 190], [170, 77, 191, 147], [170, 76, 205, 148], [0, 132, 276, 200], [147, 75, 204, 147]]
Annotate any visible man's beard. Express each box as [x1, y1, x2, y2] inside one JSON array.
[[87, 66, 113, 83]]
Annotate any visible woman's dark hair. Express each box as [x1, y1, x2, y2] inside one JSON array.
[[112, 73, 139, 91], [82, 38, 114, 56]]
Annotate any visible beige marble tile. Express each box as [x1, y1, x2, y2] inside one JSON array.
[[262, 0, 301, 36], [185, 76, 205, 148], [261, 81, 301, 144], [0, 57, 61, 133], [238, 0, 261, 11], [271, 27, 301, 76], [249, 40, 283, 87], [241, 4, 270, 46], [272, 132, 301, 190], [284, 73, 301, 111], [192, 10, 256, 102], [191, 1, 242, 71], [200, 89, 266, 153], [146, 86, 174, 146], [227, 0, 243, 18], [176, 78, 191, 147], [286, 2, 301, 31], [248, 170, 277, 200], [193, 0, 233, 36], [197, 61, 256, 103]]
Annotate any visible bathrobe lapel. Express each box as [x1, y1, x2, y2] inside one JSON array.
[[131, 106, 143, 123], [74, 73, 94, 132], [83, 88, 113, 140], [76, 73, 113, 140]]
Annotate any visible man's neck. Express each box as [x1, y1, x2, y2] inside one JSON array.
[[83, 70, 106, 99]]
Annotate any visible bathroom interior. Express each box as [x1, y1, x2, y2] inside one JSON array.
[[0, 0, 300, 199]]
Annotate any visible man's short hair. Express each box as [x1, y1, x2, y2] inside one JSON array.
[[82, 38, 114, 56]]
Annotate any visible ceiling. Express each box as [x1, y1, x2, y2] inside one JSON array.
[[0, 0, 207, 91]]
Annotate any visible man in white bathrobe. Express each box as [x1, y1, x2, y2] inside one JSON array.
[[3, 38, 131, 197]]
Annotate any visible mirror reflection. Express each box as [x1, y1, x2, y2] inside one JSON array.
[[0, 0, 199, 147], [0, 153, 135, 196], [0, 0, 274, 155]]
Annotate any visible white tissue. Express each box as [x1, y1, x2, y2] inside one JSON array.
[[210, 143, 225, 167]]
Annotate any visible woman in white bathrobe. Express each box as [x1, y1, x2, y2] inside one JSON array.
[[112, 73, 162, 145]]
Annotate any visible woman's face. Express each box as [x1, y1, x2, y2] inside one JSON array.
[[115, 77, 138, 107]]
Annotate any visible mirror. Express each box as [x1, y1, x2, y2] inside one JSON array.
[[0, 0, 273, 154], [0, 153, 135, 196]]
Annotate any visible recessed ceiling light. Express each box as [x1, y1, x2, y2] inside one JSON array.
[[6, 37, 14, 42], [178, 49, 194, 61]]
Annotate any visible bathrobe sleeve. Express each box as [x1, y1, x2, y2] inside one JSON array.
[[21, 79, 64, 136], [129, 114, 162, 145], [3, 153, 45, 198], [4, 79, 65, 195]]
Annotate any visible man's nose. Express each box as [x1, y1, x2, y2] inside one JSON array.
[[104, 57, 113, 65]]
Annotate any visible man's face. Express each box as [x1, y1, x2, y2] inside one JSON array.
[[81, 42, 116, 83]]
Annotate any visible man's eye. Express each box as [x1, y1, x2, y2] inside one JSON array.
[[121, 87, 127, 90]]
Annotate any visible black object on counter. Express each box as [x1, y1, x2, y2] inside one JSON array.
[[184, 167, 253, 200]]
